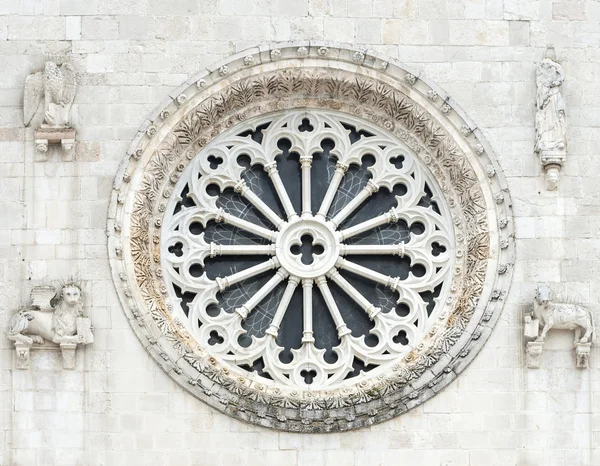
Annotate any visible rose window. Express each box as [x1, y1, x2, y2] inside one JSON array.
[[162, 109, 453, 388], [111, 45, 514, 431]]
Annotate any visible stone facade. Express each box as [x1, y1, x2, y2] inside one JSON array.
[[1, 1, 599, 465]]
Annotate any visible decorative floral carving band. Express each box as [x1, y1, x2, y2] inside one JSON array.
[[108, 43, 515, 432]]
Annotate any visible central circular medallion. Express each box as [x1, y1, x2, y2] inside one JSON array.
[[276, 217, 340, 279]]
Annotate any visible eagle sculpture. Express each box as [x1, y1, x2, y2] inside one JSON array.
[[23, 61, 76, 127]]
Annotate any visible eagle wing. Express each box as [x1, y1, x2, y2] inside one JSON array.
[[23, 71, 44, 126], [59, 63, 77, 106]]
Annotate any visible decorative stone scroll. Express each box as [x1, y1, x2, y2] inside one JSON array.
[[524, 286, 595, 369], [535, 48, 566, 190], [108, 43, 515, 432], [23, 60, 77, 161], [7, 284, 93, 369]]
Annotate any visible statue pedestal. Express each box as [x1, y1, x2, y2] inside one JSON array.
[[540, 149, 566, 191], [34, 126, 76, 161], [576, 342, 591, 369], [525, 341, 544, 368], [60, 343, 77, 370]]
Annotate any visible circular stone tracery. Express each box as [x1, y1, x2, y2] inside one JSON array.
[[161, 109, 454, 389], [109, 43, 515, 432]]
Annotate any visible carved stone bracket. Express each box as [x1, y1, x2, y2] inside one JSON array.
[[576, 342, 591, 369], [7, 285, 94, 370], [59, 342, 77, 369], [34, 126, 76, 162], [540, 151, 566, 191], [14, 342, 31, 370], [525, 340, 544, 369]]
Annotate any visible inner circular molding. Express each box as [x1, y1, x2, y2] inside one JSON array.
[[109, 43, 515, 432], [275, 216, 339, 280]]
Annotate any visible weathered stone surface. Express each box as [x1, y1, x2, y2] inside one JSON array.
[[0, 1, 599, 464]]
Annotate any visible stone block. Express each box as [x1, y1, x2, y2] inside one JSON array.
[[118, 15, 154, 40], [553, 1, 586, 20], [65, 16, 81, 40], [81, 17, 119, 40], [97, 0, 148, 14], [383, 19, 430, 44], [504, 0, 540, 20], [449, 20, 509, 46], [0, 15, 6, 41], [148, 0, 198, 15], [355, 18, 381, 43], [509, 20, 530, 46], [348, 0, 372, 17], [323, 18, 355, 43], [155, 17, 191, 40]]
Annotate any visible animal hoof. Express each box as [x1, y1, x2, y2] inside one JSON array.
[[581, 337, 589, 344]]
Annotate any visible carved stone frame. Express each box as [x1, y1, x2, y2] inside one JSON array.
[[108, 43, 515, 432]]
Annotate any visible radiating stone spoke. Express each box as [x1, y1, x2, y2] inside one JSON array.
[[301, 279, 315, 343], [315, 276, 351, 338], [217, 209, 278, 241], [183, 234, 276, 266], [216, 257, 280, 291], [329, 180, 379, 228], [316, 161, 348, 220], [235, 268, 289, 319], [326, 268, 380, 319], [340, 243, 406, 256], [212, 243, 276, 257], [264, 162, 298, 221], [235, 179, 286, 229], [335, 257, 396, 289], [266, 275, 300, 338], [337, 208, 400, 241], [300, 155, 313, 217]]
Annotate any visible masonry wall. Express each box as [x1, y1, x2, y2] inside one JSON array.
[[1, 0, 599, 465]]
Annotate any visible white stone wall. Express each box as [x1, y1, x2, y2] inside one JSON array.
[[1, 0, 599, 465]]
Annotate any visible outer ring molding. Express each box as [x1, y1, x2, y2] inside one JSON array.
[[108, 42, 515, 432]]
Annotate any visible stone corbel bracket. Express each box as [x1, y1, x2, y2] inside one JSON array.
[[524, 286, 594, 369], [7, 285, 94, 370], [540, 151, 566, 191], [34, 126, 76, 162]]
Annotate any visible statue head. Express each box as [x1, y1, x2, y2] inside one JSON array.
[[537, 58, 564, 88], [60, 284, 81, 307], [535, 286, 551, 305], [44, 61, 58, 72], [545, 165, 560, 190]]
